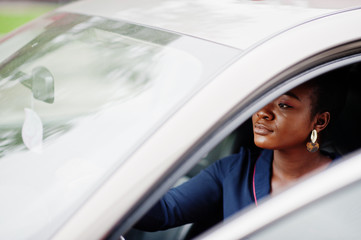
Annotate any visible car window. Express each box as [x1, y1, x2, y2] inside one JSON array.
[[123, 60, 361, 240], [0, 12, 241, 240]]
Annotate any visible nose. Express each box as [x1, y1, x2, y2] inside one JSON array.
[[255, 104, 274, 121]]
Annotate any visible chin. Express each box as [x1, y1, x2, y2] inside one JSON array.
[[254, 137, 276, 150], [255, 143, 272, 149], [254, 136, 267, 146], [254, 141, 269, 149]]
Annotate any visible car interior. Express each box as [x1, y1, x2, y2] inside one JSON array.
[[122, 61, 361, 240]]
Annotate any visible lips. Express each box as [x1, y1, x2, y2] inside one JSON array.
[[254, 123, 273, 135]]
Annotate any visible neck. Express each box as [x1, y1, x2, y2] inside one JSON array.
[[271, 148, 331, 193]]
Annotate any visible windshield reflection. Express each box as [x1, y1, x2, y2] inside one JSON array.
[[0, 12, 241, 239]]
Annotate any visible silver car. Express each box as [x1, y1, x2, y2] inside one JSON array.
[[1, 0, 361, 239]]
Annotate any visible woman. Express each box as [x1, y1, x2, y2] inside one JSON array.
[[135, 76, 346, 234]]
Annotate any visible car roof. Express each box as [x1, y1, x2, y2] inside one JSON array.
[[58, 0, 346, 50]]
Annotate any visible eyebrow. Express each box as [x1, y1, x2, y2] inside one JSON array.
[[284, 91, 300, 101]]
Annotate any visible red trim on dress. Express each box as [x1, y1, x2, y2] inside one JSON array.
[[253, 164, 258, 206]]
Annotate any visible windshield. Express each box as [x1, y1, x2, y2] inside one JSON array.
[[0, 12, 241, 239]]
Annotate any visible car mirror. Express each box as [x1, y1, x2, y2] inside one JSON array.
[[16, 66, 55, 104]]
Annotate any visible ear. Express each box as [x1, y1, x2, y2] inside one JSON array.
[[314, 112, 330, 133]]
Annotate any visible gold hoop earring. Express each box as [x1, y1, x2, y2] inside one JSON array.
[[306, 129, 319, 152]]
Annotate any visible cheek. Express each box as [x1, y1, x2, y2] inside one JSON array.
[[278, 117, 312, 142], [254, 117, 312, 149]]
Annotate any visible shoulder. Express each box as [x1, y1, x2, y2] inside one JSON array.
[[204, 147, 261, 180]]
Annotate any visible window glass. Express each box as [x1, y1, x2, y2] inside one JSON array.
[[0, 12, 241, 239]]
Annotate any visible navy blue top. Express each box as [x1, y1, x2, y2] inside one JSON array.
[[136, 147, 273, 231]]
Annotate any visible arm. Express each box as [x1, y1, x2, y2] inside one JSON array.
[[135, 160, 225, 231]]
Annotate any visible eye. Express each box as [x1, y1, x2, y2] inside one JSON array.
[[278, 103, 292, 109]]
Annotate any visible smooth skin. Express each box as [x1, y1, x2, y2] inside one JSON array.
[[252, 84, 332, 194]]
